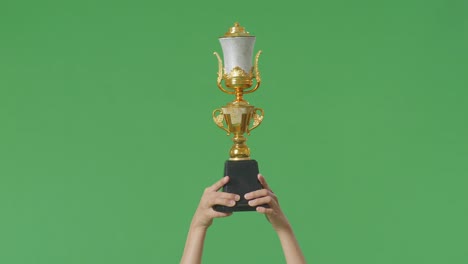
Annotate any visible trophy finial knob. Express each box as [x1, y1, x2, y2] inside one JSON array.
[[223, 22, 251, 37]]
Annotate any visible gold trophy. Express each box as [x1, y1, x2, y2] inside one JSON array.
[[212, 23, 265, 212]]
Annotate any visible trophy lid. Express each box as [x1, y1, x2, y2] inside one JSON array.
[[221, 22, 254, 38]]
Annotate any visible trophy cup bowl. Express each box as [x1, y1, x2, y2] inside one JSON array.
[[212, 23, 266, 212], [213, 103, 264, 160]]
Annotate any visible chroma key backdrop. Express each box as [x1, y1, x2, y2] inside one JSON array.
[[1, 0, 467, 263]]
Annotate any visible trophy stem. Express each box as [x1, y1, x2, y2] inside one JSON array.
[[229, 133, 250, 160], [235, 88, 245, 102]]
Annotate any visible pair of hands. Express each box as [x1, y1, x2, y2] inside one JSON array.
[[191, 174, 290, 233]]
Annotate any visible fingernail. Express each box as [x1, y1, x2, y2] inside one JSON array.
[[244, 193, 251, 199], [235, 195, 240, 201], [248, 200, 254, 206], [230, 200, 236, 206]]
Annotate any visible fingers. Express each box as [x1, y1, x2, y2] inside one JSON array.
[[205, 192, 240, 207], [256, 206, 274, 214], [248, 195, 274, 207], [206, 176, 229, 192], [202, 177, 240, 210], [213, 197, 237, 207], [218, 192, 240, 201], [211, 211, 232, 218], [244, 188, 269, 200], [245, 175, 278, 209], [258, 174, 271, 190]]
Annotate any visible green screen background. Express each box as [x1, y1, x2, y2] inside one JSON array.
[[1, 0, 467, 263]]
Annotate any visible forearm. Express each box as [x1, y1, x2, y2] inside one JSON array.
[[181, 176, 235, 263], [180, 224, 208, 264], [277, 225, 306, 264]]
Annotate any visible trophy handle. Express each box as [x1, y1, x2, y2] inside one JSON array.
[[247, 107, 264, 135], [244, 50, 262, 94], [214, 52, 235, 95], [212, 108, 230, 135]]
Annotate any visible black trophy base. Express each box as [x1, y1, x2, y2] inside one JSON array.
[[213, 159, 263, 213]]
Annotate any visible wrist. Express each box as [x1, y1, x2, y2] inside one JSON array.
[[190, 223, 209, 232], [274, 220, 292, 234], [190, 217, 211, 232]]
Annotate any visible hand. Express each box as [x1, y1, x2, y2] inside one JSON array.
[[191, 176, 240, 230], [245, 174, 291, 232]]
